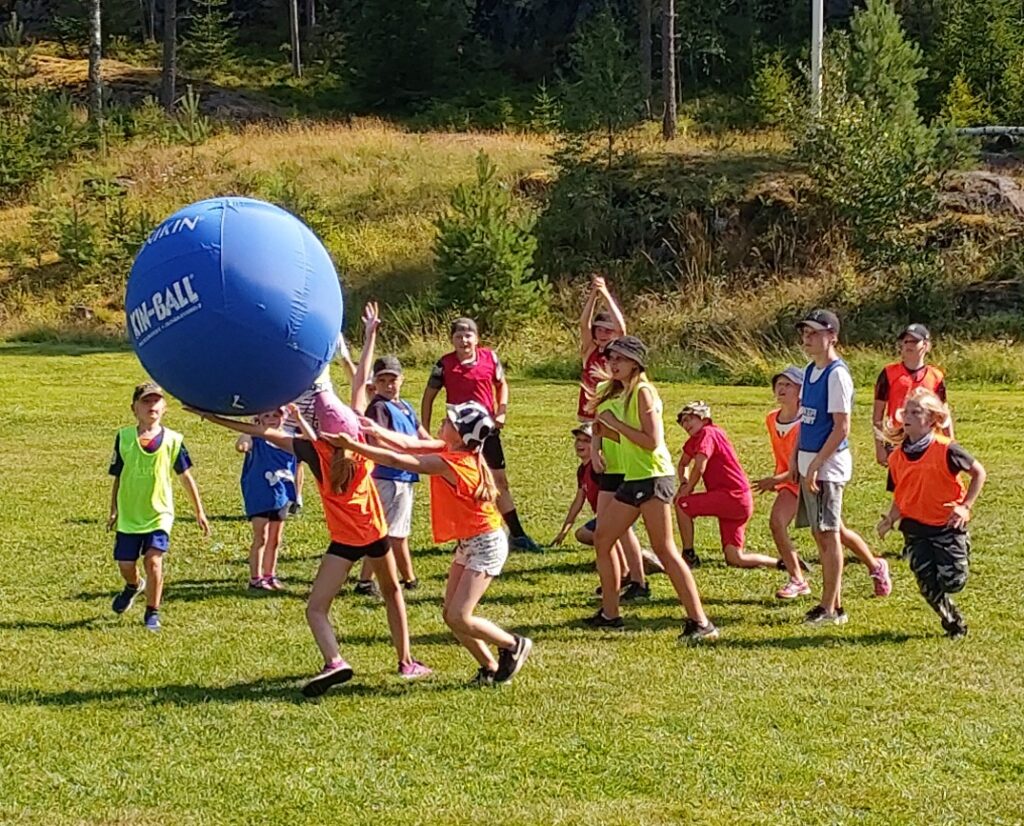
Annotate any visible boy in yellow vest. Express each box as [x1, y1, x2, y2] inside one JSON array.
[[108, 383, 209, 631]]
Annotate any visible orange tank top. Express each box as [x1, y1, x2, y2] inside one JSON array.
[[429, 451, 503, 543], [312, 440, 387, 546], [766, 409, 800, 496], [884, 363, 945, 421], [888, 436, 966, 527]]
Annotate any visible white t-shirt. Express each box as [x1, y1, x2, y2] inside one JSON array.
[[797, 361, 854, 483]]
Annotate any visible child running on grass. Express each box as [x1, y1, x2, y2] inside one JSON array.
[[578, 274, 626, 422], [330, 402, 533, 686], [877, 388, 985, 639], [675, 401, 781, 572], [872, 324, 951, 468], [588, 336, 718, 641], [793, 310, 892, 627], [422, 318, 540, 551], [754, 366, 812, 599], [108, 382, 210, 632], [235, 407, 296, 591]]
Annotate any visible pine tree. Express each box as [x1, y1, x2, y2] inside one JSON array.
[[182, 0, 235, 72], [848, 0, 927, 127], [941, 70, 991, 126]]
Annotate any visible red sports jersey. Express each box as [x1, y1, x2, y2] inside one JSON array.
[[436, 348, 501, 414]]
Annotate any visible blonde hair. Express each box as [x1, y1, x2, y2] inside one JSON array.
[[328, 446, 357, 494], [473, 452, 499, 503], [587, 363, 645, 415], [883, 387, 951, 446]]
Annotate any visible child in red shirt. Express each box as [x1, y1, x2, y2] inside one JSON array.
[[675, 402, 780, 570]]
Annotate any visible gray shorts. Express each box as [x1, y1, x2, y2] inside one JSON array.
[[453, 529, 508, 577], [376, 479, 414, 539], [796, 478, 845, 533]]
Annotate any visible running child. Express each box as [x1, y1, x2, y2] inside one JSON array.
[[108, 382, 210, 632], [422, 317, 540, 551], [675, 401, 780, 571], [877, 387, 985, 638], [754, 366, 812, 599], [329, 402, 533, 686], [873, 324, 951, 467], [792, 310, 892, 626], [578, 274, 626, 421], [235, 407, 296, 591], [589, 335, 718, 641]]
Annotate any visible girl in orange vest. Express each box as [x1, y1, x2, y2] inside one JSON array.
[[872, 324, 951, 467], [754, 366, 812, 599], [877, 388, 985, 638], [328, 401, 533, 686]]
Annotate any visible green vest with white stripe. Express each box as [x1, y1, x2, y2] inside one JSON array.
[[115, 425, 183, 534]]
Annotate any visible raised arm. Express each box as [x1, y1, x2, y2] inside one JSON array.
[[334, 333, 356, 384], [598, 279, 627, 336], [351, 301, 380, 414], [579, 277, 600, 357], [184, 408, 297, 454], [286, 403, 318, 442]]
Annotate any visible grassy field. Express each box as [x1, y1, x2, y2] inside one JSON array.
[[2, 344, 1023, 825]]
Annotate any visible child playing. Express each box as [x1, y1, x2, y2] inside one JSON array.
[[329, 401, 533, 686], [422, 317, 540, 551], [108, 382, 210, 632], [364, 353, 431, 591], [675, 402, 780, 572], [754, 366, 812, 599], [590, 335, 718, 641], [552, 422, 602, 548], [235, 407, 296, 591], [877, 387, 985, 638], [792, 310, 892, 626], [578, 274, 626, 421], [873, 324, 951, 467]]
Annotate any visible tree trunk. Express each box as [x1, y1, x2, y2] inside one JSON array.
[[639, 0, 652, 119], [305, 0, 316, 31], [661, 0, 676, 140], [161, 0, 177, 112], [289, 0, 302, 78], [88, 0, 103, 127]]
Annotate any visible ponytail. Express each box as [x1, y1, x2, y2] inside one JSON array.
[[473, 451, 499, 503], [328, 446, 357, 494]]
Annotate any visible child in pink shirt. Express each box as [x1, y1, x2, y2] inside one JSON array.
[[675, 401, 780, 570]]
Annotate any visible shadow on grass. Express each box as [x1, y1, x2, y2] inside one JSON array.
[[718, 631, 924, 650], [0, 673, 462, 708], [0, 340, 129, 357], [72, 578, 311, 604], [0, 617, 105, 631]]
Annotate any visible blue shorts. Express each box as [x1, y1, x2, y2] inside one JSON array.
[[113, 530, 170, 562], [583, 518, 597, 532]]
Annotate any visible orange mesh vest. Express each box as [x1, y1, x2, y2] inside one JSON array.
[[888, 436, 966, 527], [312, 441, 387, 545], [884, 363, 945, 421], [429, 451, 503, 543], [766, 409, 800, 496]]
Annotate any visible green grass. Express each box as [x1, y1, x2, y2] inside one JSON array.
[[1, 346, 1023, 824]]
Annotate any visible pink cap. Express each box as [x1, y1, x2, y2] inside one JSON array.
[[313, 391, 360, 438]]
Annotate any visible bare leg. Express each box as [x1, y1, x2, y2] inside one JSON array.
[[442, 561, 514, 667], [294, 463, 305, 507], [249, 517, 269, 580], [621, 527, 645, 585], [305, 554, 355, 664], [142, 549, 164, 610], [816, 530, 843, 613], [390, 536, 415, 582], [117, 560, 140, 587], [640, 499, 708, 625], [263, 520, 284, 578], [722, 544, 779, 569], [443, 562, 494, 667], [357, 557, 373, 584], [770, 492, 805, 582], [677, 506, 696, 549], [840, 524, 878, 569], [370, 552, 413, 665], [594, 500, 638, 619]]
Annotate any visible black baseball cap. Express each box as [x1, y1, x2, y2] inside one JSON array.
[[571, 421, 594, 438], [898, 323, 930, 341], [372, 355, 403, 377], [450, 317, 478, 336], [607, 335, 648, 370], [592, 311, 618, 331], [795, 309, 840, 335], [132, 381, 164, 402]]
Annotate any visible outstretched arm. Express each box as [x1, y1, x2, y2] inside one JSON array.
[[361, 418, 446, 453], [322, 433, 457, 484], [184, 408, 297, 454]]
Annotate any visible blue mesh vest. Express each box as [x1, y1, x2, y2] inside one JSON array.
[[373, 399, 420, 483], [240, 437, 297, 517], [798, 359, 851, 453]]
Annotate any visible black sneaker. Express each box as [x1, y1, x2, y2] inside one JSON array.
[[595, 575, 631, 596], [679, 618, 720, 643], [620, 581, 651, 601], [354, 580, 382, 599], [942, 617, 968, 639], [112, 578, 145, 614], [289, 502, 303, 517], [682, 549, 702, 569], [403, 578, 419, 591], [511, 535, 542, 552], [584, 609, 624, 629], [471, 666, 497, 687], [495, 634, 533, 683]]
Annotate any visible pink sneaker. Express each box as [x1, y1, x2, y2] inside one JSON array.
[[265, 575, 285, 591], [870, 558, 892, 597], [302, 658, 354, 697], [776, 578, 811, 600], [398, 659, 433, 680]]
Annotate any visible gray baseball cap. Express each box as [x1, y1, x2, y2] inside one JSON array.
[[771, 365, 804, 387]]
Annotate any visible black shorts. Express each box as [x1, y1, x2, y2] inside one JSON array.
[[482, 430, 506, 470], [249, 506, 289, 522], [599, 472, 625, 493], [326, 538, 390, 562], [614, 476, 676, 506]]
